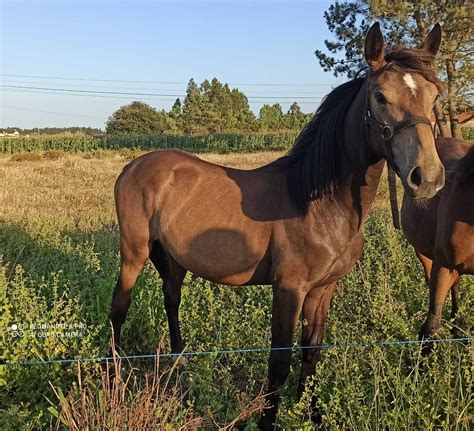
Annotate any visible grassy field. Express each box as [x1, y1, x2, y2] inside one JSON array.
[[0, 150, 472, 430]]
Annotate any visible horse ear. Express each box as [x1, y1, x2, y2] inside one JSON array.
[[364, 22, 386, 71], [420, 23, 442, 56]]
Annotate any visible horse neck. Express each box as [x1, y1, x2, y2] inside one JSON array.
[[336, 78, 385, 231]]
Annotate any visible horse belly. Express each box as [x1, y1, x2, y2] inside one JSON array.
[[164, 226, 272, 285], [151, 163, 272, 285]]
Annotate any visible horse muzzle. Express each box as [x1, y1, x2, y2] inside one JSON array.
[[406, 163, 445, 199]]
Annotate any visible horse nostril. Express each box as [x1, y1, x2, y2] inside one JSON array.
[[409, 166, 422, 188]]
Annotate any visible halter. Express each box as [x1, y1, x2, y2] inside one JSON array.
[[362, 73, 434, 174], [362, 76, 433, 229], [365, 108, 433, 174]]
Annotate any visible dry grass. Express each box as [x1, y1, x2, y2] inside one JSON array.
[[49, 337, 266, 430], [0, 149, 392, 232], [0, 151, 285, 230]]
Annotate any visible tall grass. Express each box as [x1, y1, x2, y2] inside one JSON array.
[[48, 338, 266, 430]]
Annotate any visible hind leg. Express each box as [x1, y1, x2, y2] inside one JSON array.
[[111, 239, 149, 350], [149, 242, 187, 354]]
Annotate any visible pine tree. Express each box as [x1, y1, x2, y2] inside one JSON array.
[[314, 0, 472, 138]]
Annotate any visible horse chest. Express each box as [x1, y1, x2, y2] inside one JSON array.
[[271, 219, 364, 288], [312, 231, 364, 286]]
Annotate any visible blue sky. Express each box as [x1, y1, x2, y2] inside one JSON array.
[[1, 1, 346, 129]]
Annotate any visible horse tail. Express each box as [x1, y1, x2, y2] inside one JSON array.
[[456, 146, 474, 188]]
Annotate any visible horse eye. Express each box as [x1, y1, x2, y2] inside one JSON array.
[[375, 92, 387, 105]]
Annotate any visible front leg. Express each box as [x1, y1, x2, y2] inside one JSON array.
[[258, 285, 305, 431], [420, 262, 458, 354], [297, 283, 336, 420]]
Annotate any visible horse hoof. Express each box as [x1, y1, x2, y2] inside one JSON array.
[[233, 419, 248, 430], [257, 416, 275, 431], [176, 355, 189, 367], [311, 409, 323, 425], [450, 326, 462, 339]]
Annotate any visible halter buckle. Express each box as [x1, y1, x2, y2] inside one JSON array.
[[380, 125, 393, 141]]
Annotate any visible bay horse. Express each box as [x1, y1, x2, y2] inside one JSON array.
[[111, 23, 445, 429], [401, 137, 474, 346]]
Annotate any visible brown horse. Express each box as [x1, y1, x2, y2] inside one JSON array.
[[111, 23, 445, 429], [401, 137, 474, 345]]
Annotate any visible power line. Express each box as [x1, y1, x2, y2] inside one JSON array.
[[0, 105, 105, 120], [2, 87, 182, 102], [0, 73, 337, 87], [1, 87, 323, 105], [1, 79, 331, 95], [0, 84, 325, 100]]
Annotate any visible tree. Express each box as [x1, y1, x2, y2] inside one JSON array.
[[106, 101, 171, 135], [258, 104, 284, 131], [169, 98, 183, 133], [314, 1, 473, 138], [283, 102, 312, 130], [170, 98, 182, 119], [181, 78, 257, 134], [182, 79, 212, 135]]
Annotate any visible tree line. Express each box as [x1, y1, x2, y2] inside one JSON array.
[[105, 78, 313, 136]]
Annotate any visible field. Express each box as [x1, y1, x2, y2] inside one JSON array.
[[0, 149, 472, 429]]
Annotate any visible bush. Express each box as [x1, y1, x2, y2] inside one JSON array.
[[461, 126, 474, 142]]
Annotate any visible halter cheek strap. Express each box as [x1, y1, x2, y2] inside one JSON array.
[[365, 109, 433, 174]]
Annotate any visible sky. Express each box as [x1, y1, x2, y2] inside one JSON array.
[[0, 0, 346, 130]]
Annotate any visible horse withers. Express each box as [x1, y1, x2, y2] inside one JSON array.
[[111, 23, 445, 429], [401, 137, 474, 347]]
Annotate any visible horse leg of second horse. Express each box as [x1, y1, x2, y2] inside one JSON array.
[[415, 250, 432, 287], [258, 285, 304, 431], [419, 262, 458, 354], [450, 279, 462, 337]]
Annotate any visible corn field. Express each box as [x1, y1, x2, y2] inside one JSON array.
[[0, 133, 299, 155]]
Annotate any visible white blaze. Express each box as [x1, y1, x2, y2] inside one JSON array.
[[403, 73, 417, 96]]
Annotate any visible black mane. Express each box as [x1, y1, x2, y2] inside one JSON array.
[[275, 76, 366, 213]]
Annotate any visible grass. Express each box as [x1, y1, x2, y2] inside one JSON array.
[[0, 150, 472, 429], [47, 339, 266, 430]]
